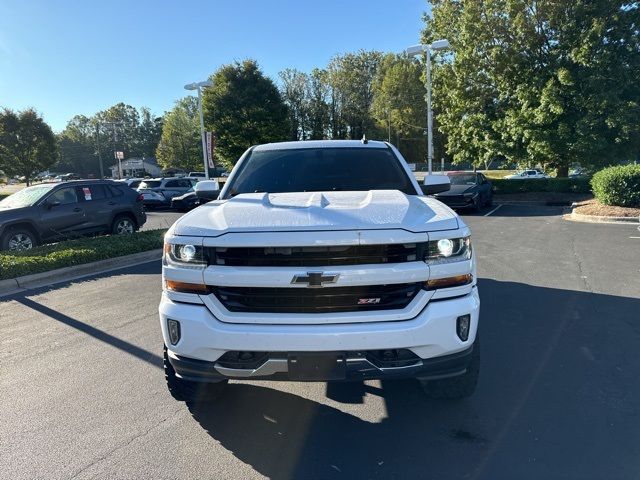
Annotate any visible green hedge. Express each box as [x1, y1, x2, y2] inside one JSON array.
[[0, 229, 166, 280], [491, 177, 591, 194], [591, 164, 640, 207]]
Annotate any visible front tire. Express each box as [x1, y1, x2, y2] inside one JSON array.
[[472, 196, 482, 212], [164, 345, 227, 403], [112, 215, 136, 235], [485, 193, 493, 207], [420, 338, 480, 400], [1, 227, 37, 252]]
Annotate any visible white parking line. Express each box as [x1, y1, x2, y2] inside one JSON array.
[[484, 204, 502, 217]]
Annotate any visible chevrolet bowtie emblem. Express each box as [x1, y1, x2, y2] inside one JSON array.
[[291, 272, 340, 288]]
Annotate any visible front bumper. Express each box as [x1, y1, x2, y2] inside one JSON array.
[[167, 343, 476, 383], [136, 210, 147, 227], [143, 198, 169, 207], [159, 286, 480, 382]]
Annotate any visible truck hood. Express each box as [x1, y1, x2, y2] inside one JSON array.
[[173, 190, 459, 237]]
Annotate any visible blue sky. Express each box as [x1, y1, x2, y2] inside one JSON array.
[[0, 0, 428, 132]]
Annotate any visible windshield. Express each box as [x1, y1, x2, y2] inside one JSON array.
[[223, 147, 415, 197], [447, 173, 477, 185], [0, 184, 55, 208], [139, 180, 161, 189]]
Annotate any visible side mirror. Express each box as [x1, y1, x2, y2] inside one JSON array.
[[195, 180, 221, 201], [45, 199, 61, 209], [420, 175, 451, 195]]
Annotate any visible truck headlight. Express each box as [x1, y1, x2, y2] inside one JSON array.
[[425, 237, 471, 264], [163, 243, 206, 267]]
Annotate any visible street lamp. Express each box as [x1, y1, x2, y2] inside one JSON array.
[[405, 39, 451, 175], [184, 80, 213, 179]]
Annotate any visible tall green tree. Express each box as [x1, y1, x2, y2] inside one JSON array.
[[424, 0, 640, 176], [55, 103, 163, 177], [93, 103, 142, 160], [137, 107, 163, 158], [57, 115, 101, 177], [306, 68, 331, 140], [156, 97, 202, 171], [202, 60, 290, 167], [327, 50, 384, 139], [371, 54, 429, 163], [279, 68, 310, 140], [0, 108, 58, 185]]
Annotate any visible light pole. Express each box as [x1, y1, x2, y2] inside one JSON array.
[[405, 39, 451, 176], [184, 80, 213, 179], [98, 121, 124, 179]]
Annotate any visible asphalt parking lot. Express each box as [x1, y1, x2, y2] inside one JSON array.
[[1, 204, 639, 479], [142, 209, 183, 231]]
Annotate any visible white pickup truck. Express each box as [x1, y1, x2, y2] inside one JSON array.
[[160, 140, 480, 402]]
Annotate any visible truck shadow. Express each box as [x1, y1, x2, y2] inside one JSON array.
[[187, 279, 640, 480], [188, 381, 481, 479]]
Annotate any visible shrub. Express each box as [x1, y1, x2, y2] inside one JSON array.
[[491, 177, 591, 194], [591, 164, 640, 207], [0, 229, 166, 280]]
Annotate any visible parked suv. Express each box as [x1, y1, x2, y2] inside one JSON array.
[[137, 178, 197, 202], [0, 180, 146, 251], [160, 140, 480, 402]]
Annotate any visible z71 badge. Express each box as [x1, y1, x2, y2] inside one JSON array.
[[357, 298, 381, 305]]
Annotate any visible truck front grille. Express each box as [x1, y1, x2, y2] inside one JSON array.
[[211, 283, 422, 313], [206, 243, 426, 267]]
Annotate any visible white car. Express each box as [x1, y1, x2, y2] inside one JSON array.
[[137, 177, 197, 200], [137, 189, 168, 209], [505, 169, 549, 179], [159, 140, 480, 402], [116, 178, 144, 189]]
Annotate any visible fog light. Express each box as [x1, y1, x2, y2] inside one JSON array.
[[456, 314, 471, 341], [167, 319, 181, 345]]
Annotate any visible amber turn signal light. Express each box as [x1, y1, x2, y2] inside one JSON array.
[[165, 279, 209, 294], [424, 274, 473, 290]]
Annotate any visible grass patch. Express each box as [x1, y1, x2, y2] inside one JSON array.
[[0, 229, 166, 280], [480, 170, 517, 179]]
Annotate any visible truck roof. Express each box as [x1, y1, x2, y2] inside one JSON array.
[[252, 140, 389, 152]]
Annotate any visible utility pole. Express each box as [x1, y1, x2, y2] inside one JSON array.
[[112, 126, 120, 179], [94, 124, 104, 179], [98, 121, 124, 179], [405, 39, 452, 176], [425, 48, 433, 175], [387, 101, 391, 142], [184, 80, 213, 179]]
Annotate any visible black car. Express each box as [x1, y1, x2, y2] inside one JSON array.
[[434, 172, 493, 211], [0, 180, 146, 251], [170, 187, 200, 212]]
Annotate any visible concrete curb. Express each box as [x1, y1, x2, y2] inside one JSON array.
[[0, 249, 162, 297], [566, 210, 640, 225]]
